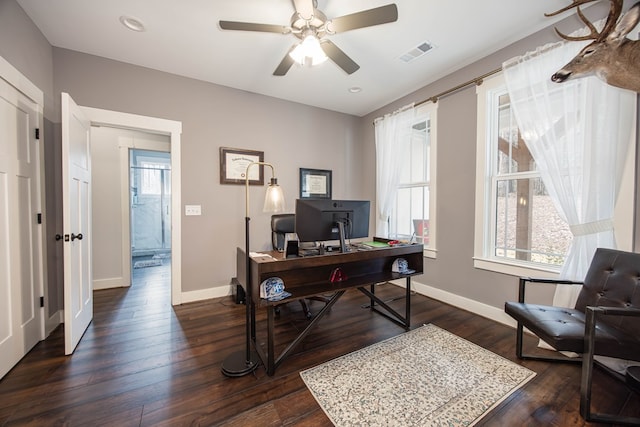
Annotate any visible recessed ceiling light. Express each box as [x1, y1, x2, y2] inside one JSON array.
[[348, 87, 362, 93], [120, 15, 146, 32]]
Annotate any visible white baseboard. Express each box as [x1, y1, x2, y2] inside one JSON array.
[[94, 277, 129, 290], [390, 279, 517, 329], [177, 280, 517, 331], [179, 285, 232, 305]]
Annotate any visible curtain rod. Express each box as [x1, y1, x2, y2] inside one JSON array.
[[415, 67, 502, 107]]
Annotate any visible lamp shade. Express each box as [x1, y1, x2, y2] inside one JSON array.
[[263, 178, 285, 213]]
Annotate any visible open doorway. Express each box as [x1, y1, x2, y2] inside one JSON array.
[[91, 126, 172, 296], [130, 149, 171, 278], [81, 106, 182, 305]]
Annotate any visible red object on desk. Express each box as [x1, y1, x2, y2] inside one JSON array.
[[330, 267, 348, 283]]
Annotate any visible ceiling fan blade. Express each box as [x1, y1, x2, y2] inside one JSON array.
[[327, 4, 398, 33], [273, 48, 296, 76], [291, 0, 316, 20], [219, 20, 289, 34], [320, 40, 360, 75]]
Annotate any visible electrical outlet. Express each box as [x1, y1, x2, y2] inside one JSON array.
[[185, 205, 201, 216]]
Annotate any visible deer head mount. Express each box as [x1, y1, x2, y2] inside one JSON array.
[[546, 0, 640, 92]]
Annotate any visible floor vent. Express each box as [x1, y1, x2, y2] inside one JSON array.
[[400, 41, 434, 63]]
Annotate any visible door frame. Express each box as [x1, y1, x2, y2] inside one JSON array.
[[0, 55, 46, 375], [80, 107, 183, 305], [124, 143, 171, 288], [0, 55, 47, 336]]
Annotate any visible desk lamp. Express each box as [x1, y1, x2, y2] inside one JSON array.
[[221, 161, 285, 377]]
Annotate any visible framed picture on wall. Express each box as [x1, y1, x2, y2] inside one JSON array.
[[220, 147, 264, 185], [300, 168, 332, 199]]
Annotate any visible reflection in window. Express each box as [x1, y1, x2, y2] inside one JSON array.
[[390, 116, 432, 246], [490, 91, 570, 266]]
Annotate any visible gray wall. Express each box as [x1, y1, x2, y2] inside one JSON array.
[[52, 47, 363, 293], [0, 0, 62, 315], [1, 0, 637, 314], [361, 0, 640, 309]]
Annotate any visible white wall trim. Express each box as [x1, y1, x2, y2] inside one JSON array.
[[79, 106, 183, 305], [181, 285, 232, 305], [0, 55, 47, 342], [191, 279, 519, 331], [119, 138, 132, 289], [0, 55, 43, 106], [93, 277, 127, 290], [389, 278, 517, 328]]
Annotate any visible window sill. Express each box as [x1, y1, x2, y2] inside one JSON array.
[[473, 257, 560, 279]]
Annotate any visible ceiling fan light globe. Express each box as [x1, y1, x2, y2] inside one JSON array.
[[289, 35, 327, 66]]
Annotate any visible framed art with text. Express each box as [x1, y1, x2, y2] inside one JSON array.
[[300, 168, 332, 199], [220, 147, 264, 185]]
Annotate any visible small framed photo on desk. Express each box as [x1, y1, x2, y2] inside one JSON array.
[[300, 168, 332, 199]]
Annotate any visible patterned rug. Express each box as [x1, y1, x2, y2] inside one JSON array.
[[300, 324, 535, 426]]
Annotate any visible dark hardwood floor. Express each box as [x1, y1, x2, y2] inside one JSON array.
[[1, 262, 638, 426]]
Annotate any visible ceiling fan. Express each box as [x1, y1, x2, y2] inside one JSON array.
[[219, 0, 398, 76]]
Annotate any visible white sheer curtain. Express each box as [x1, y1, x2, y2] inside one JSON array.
[[503, 42, 635, 307], [374, 104, 416, 237]]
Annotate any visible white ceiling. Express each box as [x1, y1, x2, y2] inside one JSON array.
[[17, 0, 568, 117]]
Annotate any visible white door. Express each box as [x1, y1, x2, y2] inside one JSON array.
[[61, 93, 93, 355], [0, 76, 43, 378]]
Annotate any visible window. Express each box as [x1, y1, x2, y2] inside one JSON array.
[[139, 161, 171, 195], [389, 103, 437, 257], [130, 150, 171, 204], [475, 74, 571, 275]]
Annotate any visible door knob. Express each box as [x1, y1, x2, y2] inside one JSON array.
[[71, 233, 83, 241], [55, 234, 63, 241]]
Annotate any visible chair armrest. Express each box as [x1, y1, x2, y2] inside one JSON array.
[[518, 277, 584, 303], [585, 306, 640, 317], [583, 305, 640, 362]]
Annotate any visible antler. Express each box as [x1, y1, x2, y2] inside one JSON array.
[[545, 0, 623, 41]]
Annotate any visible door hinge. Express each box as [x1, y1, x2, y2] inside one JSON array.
[[35, 128, 40, 140], [37, 213, 42, 224], [40, 296, 44, 307]]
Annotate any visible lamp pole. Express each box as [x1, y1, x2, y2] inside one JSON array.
[[221, 161, 284, 377]]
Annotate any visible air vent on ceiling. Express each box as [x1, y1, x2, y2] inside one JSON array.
[[399, 41, 433, 63]]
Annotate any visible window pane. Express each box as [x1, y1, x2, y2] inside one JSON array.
[[497, 94, 535, 174], [495, 177, 570, 265], [394, 187, 412, 237], [410, 120, 428, 182], [391, 186, 430, 243], [412, 186, 429, 244], [389, 109, 434, 247]]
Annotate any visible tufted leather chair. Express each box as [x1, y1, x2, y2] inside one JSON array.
[[505, 248, 640, 424]]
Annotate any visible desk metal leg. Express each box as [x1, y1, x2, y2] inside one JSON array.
[[266, 305, 275, 375], [269, 291, 345, 375], [406, 277, 411, 330], [358, 284, 411, 330], [370, 283, 376, 310]]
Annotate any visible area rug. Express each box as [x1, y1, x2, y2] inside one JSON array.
[[300, 324, 535, 426]]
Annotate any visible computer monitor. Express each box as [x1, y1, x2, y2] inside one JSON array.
[[295, 199, 370, 252]]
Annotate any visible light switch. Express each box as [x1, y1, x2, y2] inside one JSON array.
[[185, 205, 201, 216]]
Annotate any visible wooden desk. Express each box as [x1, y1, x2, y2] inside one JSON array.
[[236, 241, 424, 375]]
